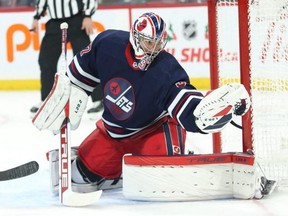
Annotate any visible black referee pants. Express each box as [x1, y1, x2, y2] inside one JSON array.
[[38, 13, 94, 101]]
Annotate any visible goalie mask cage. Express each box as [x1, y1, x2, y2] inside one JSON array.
[[207, 0, 288, 187]]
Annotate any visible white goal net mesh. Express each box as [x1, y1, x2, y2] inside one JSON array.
[[213, 0, 288, 187]]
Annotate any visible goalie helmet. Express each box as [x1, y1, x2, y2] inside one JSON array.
[[129, 12, 168, 71]]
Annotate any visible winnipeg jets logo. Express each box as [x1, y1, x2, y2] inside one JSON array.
[[106, 85, 133, 113], [104, 78, 135, 120]]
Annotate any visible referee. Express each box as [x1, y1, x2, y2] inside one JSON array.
[[30, 0, 99, 116]]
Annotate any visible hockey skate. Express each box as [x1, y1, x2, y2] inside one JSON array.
[[87, 100, 104, 120], [87, 100, 104, 113], [246, 149, 277, 198], [30, 101, 43, 118], [260, 176, 277, 196], [254, 176, 277, 199]]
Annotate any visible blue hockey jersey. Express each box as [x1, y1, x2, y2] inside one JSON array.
[[67, 30, 203, 138]]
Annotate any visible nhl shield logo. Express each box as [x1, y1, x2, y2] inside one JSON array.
[[183, 20, 197, 40]]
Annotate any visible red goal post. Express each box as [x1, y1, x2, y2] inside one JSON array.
[[207, 0, 288, 186]]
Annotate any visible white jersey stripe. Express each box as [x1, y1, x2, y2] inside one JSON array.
[[73, 56, 100, 83], [167, 89, 202, 115], [176, 96, 196, 128], [67, 68, 95, 92]]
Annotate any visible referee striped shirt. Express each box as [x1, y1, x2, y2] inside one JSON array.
[[33, 0, 97, 20]]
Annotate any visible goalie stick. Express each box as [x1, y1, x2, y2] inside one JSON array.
[[0, 161, 39, 181], [58, 22, 102, 207]]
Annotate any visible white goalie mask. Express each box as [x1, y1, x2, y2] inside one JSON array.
[[129, 12, 168, 71]]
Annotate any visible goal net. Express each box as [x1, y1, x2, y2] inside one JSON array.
[[207, 0, 288, 187]]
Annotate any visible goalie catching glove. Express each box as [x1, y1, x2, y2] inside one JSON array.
[[32, 73, 88, 134], [193, 83, 251, 133]]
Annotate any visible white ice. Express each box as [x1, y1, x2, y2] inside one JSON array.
[[0, 91, 287, 216]]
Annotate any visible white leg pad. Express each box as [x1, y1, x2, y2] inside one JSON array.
[[47, 148, 99, 194], [123, 153, 261, 201], [47, 148, 122, 194], [232, 162, 260, 199]]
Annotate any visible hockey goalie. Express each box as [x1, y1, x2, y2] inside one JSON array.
[[33, 12, 276, 203]]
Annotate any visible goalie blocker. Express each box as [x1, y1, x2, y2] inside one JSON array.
[[122, 153, 276, 201]]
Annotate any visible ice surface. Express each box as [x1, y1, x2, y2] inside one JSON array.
[[0, 91, 287, 216]]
